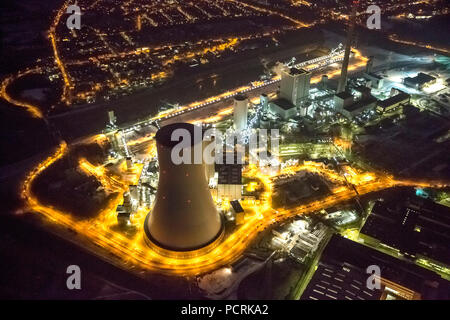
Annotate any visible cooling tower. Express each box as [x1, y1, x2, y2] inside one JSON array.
[[144, 123, 223, 253], [234, 94, 248, 132]]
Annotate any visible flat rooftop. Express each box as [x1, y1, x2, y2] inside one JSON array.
[[378, 91, 410, 109], [288, 67, 310, 76], [216, 153, 242, 185], [344, 95, 378, 113], [301, 235, 450, 300], [230, 200, 244, 213], [361, 191, 450, 265], [365, 72, 382, 80], [335, 91, 353, 100], [271, 98, 296, 111]]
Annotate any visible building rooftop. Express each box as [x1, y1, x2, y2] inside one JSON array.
[[365, 72, 382, 80], [404, 72, 436, 87], [288, 67, 309, 76], [361, 190, 450, 265], [216, 153, 242, 185], [378, 90, 410, 109], [354, 85, 372, 98], [344, 95, 377, 113], [271, 98, 296, 111], [301, 235, 450, 300], [230, 200, 244, 213], [335, 91, 353, 100]]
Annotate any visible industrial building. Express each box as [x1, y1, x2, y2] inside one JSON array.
[[116, 192, 134, 225], [319, 75, 329, 90], [144, 123, 223, 252], [364, 72, 384, 89], [268, 67, 311, 119], [361, 190, 450, 266], [278, 142, 335, 159], [260, 93, 269, 112], [269, 98, 298, 120], [333, 91, 353, 111], [230, 200, 245, 225], [363, 56, 384, 89], [376, 89, 410, 114], [271, 219, 328, 263], [105, 129, 130, 157], [302, 235, 449, 300], [279, 67, 311, 105], [342, 86, 378, 118], [404, 72, 436, 90], [216, 153, 243, 201], [344, 98, 378, 117]]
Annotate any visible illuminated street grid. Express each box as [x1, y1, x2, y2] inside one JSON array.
[[1, 0, 448, 116], [43, 0, 311, 106]]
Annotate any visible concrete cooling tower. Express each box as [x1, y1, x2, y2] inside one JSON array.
[[233, 94, 248, 132], [144, 123, 223, 254]]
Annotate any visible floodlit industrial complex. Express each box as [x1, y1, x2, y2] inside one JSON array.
[[1, 0, 449, 306]]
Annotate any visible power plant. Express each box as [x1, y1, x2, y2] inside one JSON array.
[[144, 123, 224, 255], [266, 67, 311, 120], [6, 0, 450, 303], [280, 67, 311, 106]]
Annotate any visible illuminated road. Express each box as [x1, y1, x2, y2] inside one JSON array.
[[226, 0, 311, 27], [0, 68, 44, 118], [20, 141, 449, 276], [388, 34, 450, 55], [49, 0, 73, 105]]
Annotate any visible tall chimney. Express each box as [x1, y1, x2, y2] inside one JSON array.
[[337, 1, 359, 93]]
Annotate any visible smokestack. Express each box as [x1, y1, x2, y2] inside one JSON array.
[[337, 1, 359, 93], [144, 123, 223, 252]]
